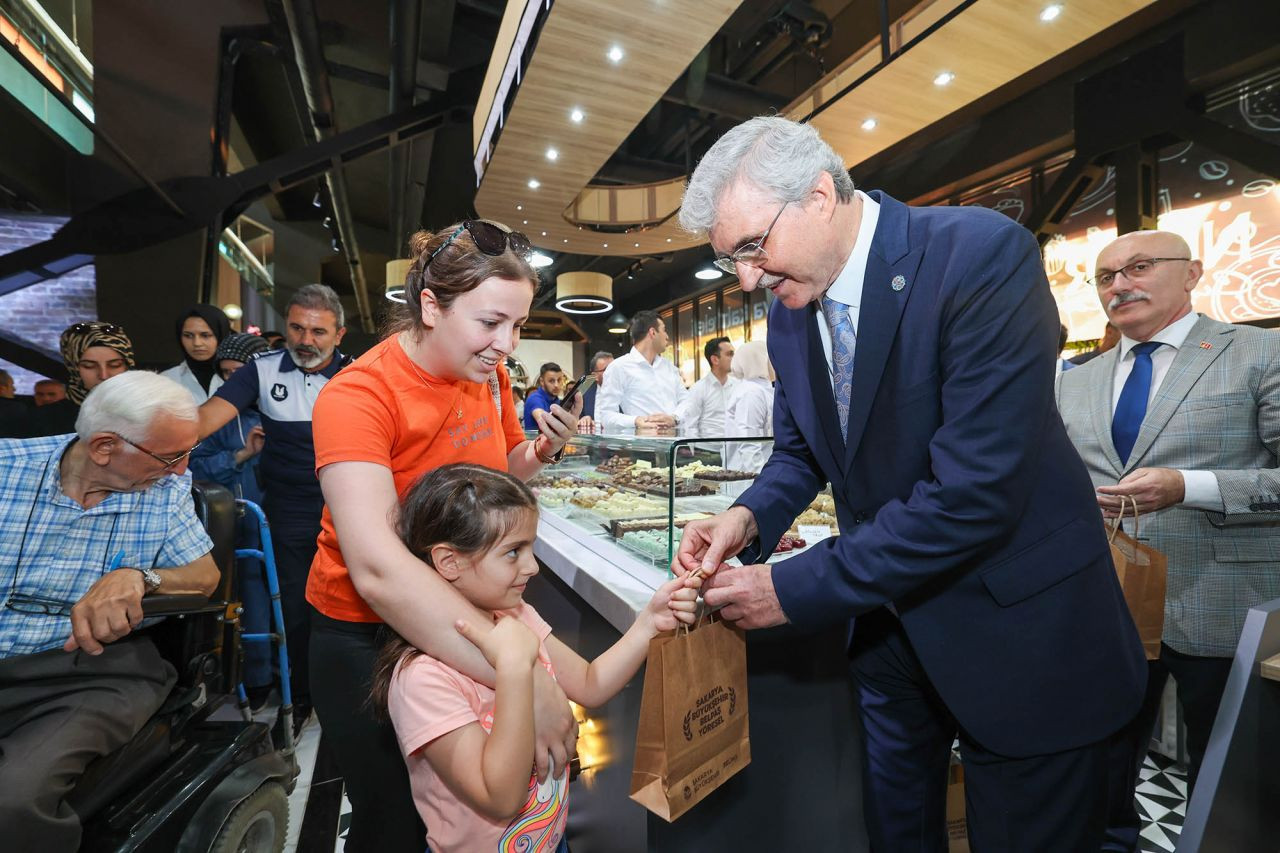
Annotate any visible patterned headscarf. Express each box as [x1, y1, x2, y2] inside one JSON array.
[[214, 332, 269, 365], [59, 321, 136, 404]]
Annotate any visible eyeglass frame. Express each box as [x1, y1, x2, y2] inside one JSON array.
[[113, 432, 201, 469], [712, 201, 791, 275], [1087, 257, 1191, 288]]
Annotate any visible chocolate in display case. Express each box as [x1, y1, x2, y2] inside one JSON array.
[[527, 430, 839, 570]]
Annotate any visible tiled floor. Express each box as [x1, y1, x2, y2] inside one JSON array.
[[281, 740, 1191, 852], [1136, 752, 1188, 853]]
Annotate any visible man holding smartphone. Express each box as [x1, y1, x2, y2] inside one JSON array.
[[521, 362, 565, 430]]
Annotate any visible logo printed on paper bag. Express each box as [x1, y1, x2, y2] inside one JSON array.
[[681, 685, 736, 742]]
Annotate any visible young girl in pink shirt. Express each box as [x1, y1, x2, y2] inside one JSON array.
[[371, 463, 694, 852]]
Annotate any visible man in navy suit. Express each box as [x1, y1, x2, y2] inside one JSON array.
[[675, 116, 1146, 851]]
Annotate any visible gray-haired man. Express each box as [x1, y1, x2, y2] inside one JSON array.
[[1057, 229, 1280, 851], [0, 372, 219, 848], [197, 283, 353, 726]]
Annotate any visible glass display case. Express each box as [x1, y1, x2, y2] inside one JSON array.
[[527, 430, 839, 577]]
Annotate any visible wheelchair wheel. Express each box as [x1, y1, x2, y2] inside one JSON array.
[[210, 781, 289, 853]]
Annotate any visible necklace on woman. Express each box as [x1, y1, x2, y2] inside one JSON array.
[[400, 335, 465, 419]]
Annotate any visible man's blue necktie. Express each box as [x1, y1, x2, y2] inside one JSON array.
[[822, 295, 856, 437], [1112, 341, 1163, 465]]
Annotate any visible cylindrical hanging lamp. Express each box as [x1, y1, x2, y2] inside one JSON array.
[[555, 271, 613, 314], [385, 258, 413, 303]]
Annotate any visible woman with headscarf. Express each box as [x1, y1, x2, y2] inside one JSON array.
[[161, 305, 231, 403], [724, 339, 775, 472], [24, 321, 136, 438]]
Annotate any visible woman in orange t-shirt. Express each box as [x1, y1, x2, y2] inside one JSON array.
[[308, 221, 581, 850]]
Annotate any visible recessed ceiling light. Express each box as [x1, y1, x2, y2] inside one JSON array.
[[546, 147, 559, 161], [634, 242, 640, 247], [563, 238, 569, 243], [1039, 4, 1063, 21], [522, 220, 528, 225], [666, 238, 672, 243], [607, 45, 624, 63], [541, 231, 547, 236], [528, 179, 540, 189], [602, 242, 608, 248], [861, 118, 878, 131], [529, 252, 553, 268], [934, 71, 955, 87], [695, 268, 722, 280], [569, 107, 584, 123], [516, 204, 523, 211]]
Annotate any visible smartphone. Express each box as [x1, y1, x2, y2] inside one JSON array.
[[557, 374, 596, 408]]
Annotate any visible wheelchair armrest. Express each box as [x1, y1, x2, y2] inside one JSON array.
[[141, 594, 214, 616]]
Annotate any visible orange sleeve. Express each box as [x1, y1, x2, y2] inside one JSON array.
[[498, 366, 527, 452], [313, 370, 398, 472]]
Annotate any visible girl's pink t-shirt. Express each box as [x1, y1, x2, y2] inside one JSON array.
[[387, 603, 569, 853]]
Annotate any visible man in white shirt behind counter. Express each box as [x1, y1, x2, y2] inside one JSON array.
[[675, 336, 738, 437], [594, 309, 688, 432]]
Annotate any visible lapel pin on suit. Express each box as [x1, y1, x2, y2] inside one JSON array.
[[1199, 341, 1212, 349], [891, 275, 906, 291]]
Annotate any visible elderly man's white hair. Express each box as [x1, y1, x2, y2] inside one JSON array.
[[76, 371, 197, 442], [679, 116, 855, 236]]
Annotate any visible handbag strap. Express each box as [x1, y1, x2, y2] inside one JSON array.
[[488, 371, 502, 417]]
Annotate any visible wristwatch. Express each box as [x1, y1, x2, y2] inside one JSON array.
[[132, 566, 163, 593]]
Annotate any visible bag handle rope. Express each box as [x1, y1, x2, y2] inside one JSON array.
[[1107, 494, 1140, 543]]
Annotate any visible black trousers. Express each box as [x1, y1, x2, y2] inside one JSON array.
[[262, 491, 323, 704], [850, 608, 1110, 853], [310, 608, 425, 852], [1103, 642, 1233, 852], [0, 635, 176, 848]]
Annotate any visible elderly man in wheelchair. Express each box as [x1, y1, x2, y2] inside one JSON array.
[[0, 372, 223, 849]]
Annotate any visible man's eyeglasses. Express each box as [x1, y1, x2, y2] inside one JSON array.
[[4, 593, 74, 616], [713, 201, 791, 275], [1087, 257, 1190, 288], [114, 433, 201, 468], [428, 220, 532, 266]]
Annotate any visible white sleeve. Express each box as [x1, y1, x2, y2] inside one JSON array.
[[595, 362, 632, 431], [675, 379, 703, 428], [1178, 470, 1225, 512]]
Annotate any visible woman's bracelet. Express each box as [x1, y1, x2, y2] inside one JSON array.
[[533, 435, 563, 465]]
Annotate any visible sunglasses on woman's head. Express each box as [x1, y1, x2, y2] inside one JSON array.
[[68, 322, 124, 335], [427, 220, 531, 266]]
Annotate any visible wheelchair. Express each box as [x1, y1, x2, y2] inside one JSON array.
[[74, 482, 299, 852]]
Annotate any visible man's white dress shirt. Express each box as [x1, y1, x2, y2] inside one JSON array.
[[594, 347, 689, 432], [675, 372, 738, 437], [1112, 311, 1222, 510], [815, 191, 880, 390]]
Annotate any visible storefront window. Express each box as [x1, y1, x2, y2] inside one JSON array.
[[676, 302, 695, 387], [721, 286, 747, 345], [748, 287, 769, 342], [695, 294, 719, 381]]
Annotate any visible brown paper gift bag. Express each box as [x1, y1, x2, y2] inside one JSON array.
[[946, 762, 969, 853], [1108, 495, 1168, 660], [630, 611, 751, 821]]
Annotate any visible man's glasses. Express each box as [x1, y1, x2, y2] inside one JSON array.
[[428, 220, 532, 266], [713, 201, 791, 275], [4, 593, 74, 616], [114, 433, 201, 468], [1087, 257, 1190, 288]]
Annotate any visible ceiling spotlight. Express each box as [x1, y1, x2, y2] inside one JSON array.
[[666, 238, 672, 243], [602, 242, 609, 248], [330, 238, 341, 254], [527, 179, 540, 190], [516, 204, 523, 211], [634, 242, 640, 248], [1039, 4, 1063, 21], [546, 147, 559, 161], [563, 238, 569, 243], [570, 107, 584, 123], [695, 268, 722, 280], [607, 45, 624, 63], [311, 191, 323, 208], [529, 252, 553, 268], [861, 118, 878, 131], [934, 71, 955, 87], [541, 231, 547, 236]]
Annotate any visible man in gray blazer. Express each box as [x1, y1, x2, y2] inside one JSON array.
[[1057, 229, 1280, 852]]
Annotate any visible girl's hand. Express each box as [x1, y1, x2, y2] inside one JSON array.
[[645, 576, 700, 632], [456, 616, 539, 671]]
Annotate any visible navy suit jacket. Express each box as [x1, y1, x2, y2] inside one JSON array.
[[735, 191, 1145, 758]]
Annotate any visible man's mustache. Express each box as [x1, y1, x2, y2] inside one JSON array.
[[1108, 290, 1150, 311]]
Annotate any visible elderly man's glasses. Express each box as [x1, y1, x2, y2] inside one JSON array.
[[713, 201, 791, 275], [1087, 257, 1190, 288], [114, 433, 200, 468]]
